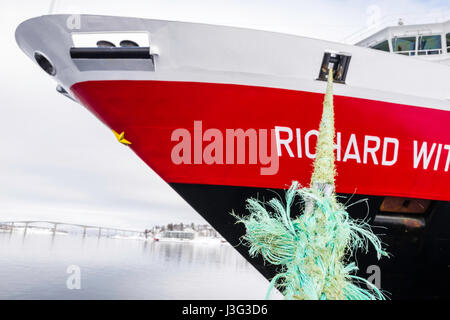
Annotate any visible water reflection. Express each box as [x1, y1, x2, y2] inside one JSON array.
[[0, 230, 279, 299]]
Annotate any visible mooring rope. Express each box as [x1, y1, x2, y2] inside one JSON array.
[[233, 69, 388, 300]]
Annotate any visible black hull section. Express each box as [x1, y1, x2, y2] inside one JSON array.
[[170, 183, 450, 299]]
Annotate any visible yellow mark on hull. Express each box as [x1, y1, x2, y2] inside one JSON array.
[[112, 129, 132, 145]]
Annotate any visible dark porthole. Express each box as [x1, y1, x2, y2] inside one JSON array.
[[34, 52, 56, 76], [96, 40, 116, 48], [120, 40, 139, 47]]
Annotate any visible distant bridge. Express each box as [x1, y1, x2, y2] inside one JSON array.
[[0, 221, 151, 239]]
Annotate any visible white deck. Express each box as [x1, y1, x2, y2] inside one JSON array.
[[15, 15, 450, 110]]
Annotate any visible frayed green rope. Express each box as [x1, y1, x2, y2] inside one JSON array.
[[233, 182, 388, 300]]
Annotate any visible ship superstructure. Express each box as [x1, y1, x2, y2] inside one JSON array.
[[357, 20, 450, 65]]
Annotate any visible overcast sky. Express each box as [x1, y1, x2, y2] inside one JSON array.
[[0, 0, 449, 230]]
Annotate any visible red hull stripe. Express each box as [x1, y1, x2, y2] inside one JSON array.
[[71, 80, 450, 201]]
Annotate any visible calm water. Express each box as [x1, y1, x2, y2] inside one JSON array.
[[0, 230, 280, 299]]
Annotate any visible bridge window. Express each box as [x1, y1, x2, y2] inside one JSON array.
[[447, 33, 450, 53], [371, 40, 390, 52], [392, 37, 416, 55], [418, 35, 442, 55]]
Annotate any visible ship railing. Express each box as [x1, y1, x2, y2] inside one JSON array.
[[394, 50, 416, 56], [394, 48, 443, 56], [417, 48, 443, 55]]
